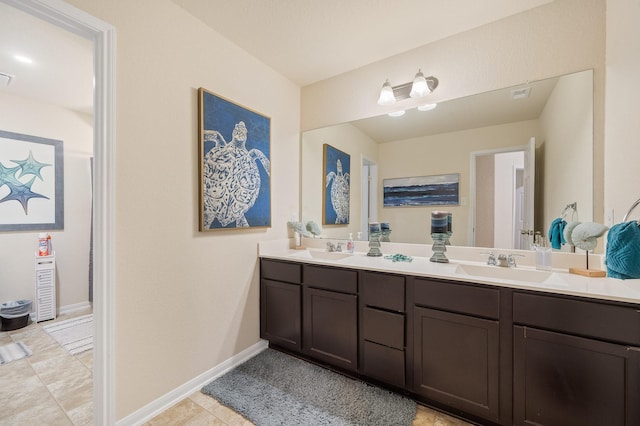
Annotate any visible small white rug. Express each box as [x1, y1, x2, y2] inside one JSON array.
[[0, 341, 32, 365], [43, 314, 93, 355]]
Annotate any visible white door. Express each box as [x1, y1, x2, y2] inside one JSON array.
[[361, 159, 377, 239], [521, 137, 536, 248]]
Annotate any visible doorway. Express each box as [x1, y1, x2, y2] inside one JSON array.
[[470, 145, 532, 249], [1, 0, 116, 423]]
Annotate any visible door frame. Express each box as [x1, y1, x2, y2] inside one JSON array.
[[2, 0, 117, 423]]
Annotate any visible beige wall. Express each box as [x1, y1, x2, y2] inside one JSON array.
[[377, 120, 540, 245], [605, 0, 640, 223], [0, 93, 93, 309], [301, 123, 378, 239], [301, 0, 605, 224], [475, 155, 495, 248], [540, 71, 593, 242], [64, 0, 300, 419]]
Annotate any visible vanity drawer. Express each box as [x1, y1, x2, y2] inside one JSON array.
[[360, 271, 405, 312], [412, 278, 500, 319], [261, 259, 302, 284], [362, 340, 405, 388], [363, 307, 404, 349], [303, 265, 357, 294], [514, 292, 640, 345]]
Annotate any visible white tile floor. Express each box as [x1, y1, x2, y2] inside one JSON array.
[[0, 307, 93, 425]]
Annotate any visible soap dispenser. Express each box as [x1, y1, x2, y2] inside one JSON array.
[[347, 233, 354, 253], [535, 236, 552, 271]]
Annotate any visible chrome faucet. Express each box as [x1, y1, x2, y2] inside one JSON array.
[[483, 251, 523, 267], [482, 252, 497, 266], [507, 253, 525, 268], [326, 241, 343, 252]]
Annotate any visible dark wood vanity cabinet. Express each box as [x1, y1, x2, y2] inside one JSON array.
[[513, 292, 640, 426], [260, 259, 302, 352], [260, 257, 640, 426], [302, 265, 358, 372], [408, 277, 505, 424], [359, 271, 406, 388]]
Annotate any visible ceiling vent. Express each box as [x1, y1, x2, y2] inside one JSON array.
[[0, 72, 15, 87], [511, 87, 531, 100]]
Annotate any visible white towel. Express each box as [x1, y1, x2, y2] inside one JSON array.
[[0, 341, 32, 365]]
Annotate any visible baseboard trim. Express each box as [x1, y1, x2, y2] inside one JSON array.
[[28, 301, 92, 322], [59, 301, 92, 315], [116, 339, 268, 426]]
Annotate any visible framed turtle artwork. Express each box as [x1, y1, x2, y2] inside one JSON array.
[[198, 88, 271, 231], [322, 144, 350, 225]]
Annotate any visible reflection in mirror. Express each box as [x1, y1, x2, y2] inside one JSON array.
[[301, 70, 593, 249]]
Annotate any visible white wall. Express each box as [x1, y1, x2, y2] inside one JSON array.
[[0, 93, 92, 309], [64, 0, 301, 419], [605, 0, 640, 223]]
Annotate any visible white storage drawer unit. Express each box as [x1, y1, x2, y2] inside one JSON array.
[[35, 252, 56, 322]]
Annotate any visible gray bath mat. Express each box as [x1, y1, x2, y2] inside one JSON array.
[[202, 348, 416, 426]]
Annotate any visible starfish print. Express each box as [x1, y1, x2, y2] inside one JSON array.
[[0, 177, 49, 214], [0, 161, 21, 187], [12, 150, 51, 180]]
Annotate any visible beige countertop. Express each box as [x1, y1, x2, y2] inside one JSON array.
[[259, 240, 640, 305]]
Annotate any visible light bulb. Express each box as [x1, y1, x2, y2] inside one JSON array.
[[410, 69, 429, 98], [377, 79, 396, 105]]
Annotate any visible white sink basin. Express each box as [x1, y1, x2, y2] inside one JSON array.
[[455, 264, 552, 283], [290, 250, 353, 261], [309, 251, 353, 261]]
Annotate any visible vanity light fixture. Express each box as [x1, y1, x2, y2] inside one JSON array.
[[378, 71, 438, 106], [417, 103, 437, 111], [377, 79, 396, 105], [387, 110, 406, 117], [410, 69, 429, 98]]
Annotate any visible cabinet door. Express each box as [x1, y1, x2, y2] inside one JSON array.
[[514, 326, 640, 426], [260, 279, 301, 352], [303, 287, 357, 372], [413, 306, 500, 422]]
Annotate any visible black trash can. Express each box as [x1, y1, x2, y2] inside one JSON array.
[[0, 300, 32, 331]]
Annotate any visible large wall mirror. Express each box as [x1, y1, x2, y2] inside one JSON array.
[[301, 69, 593, 250]]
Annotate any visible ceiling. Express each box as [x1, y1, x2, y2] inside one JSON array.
[[0, 0, 553, 114], [173, 0, 554, 86], [0, 2, 93, 114], [351, 76, 558, 143]]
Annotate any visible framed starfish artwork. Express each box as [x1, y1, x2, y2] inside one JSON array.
[[198, 88, 271, 231], [0, 130, 64, 231]]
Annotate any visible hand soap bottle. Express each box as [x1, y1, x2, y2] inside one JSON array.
[[347, 233, 354, 253]]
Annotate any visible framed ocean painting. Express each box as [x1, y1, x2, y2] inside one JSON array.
[[383, 173, 459, 207], [198, 88, 271, 231], [0, 130, 64, 231], [323, 144, 350, 225]]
